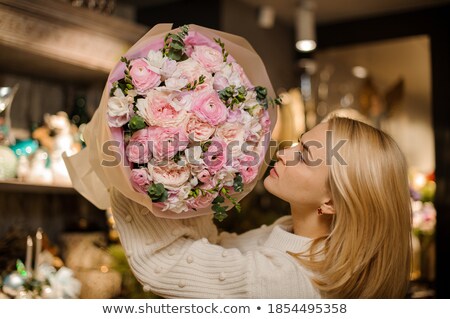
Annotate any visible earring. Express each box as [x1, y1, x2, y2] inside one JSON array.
[[317, 207, 323, 215]]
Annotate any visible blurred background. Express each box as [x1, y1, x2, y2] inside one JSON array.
[[0, 0, 449, 299]]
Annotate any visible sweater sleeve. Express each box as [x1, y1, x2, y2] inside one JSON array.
[[110, 187, 319, 298]]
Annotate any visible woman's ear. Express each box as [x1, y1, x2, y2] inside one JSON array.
[[320, 200, 335, 215]]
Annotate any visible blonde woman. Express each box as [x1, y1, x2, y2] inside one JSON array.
[[110, 117, 411, 298]]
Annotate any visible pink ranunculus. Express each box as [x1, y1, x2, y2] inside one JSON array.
[[126, 128, 152, 164], [136, 90, 186, 127], [238, 154, 259, 184], [130, 168, 151, 194], [147, 126, 189, 161], [129, 58, 161, 93], [191, 45, 224, 73], [187, 189, 216, 209], [170, 59, 212, 85], [204, 138, 227, 174], [149, 161, 191, 191], [191, 90, 228, 126], [185, 115, 215, 142]]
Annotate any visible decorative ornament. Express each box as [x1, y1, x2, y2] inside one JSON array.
[[0, 145, 17, 179], [2, 272, 25, 297]]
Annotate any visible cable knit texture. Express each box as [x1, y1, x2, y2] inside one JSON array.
[[110, 188, 321, 298]]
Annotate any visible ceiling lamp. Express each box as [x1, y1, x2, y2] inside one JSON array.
[[295, 0, 317, 52], [258, 5, 276, 29]]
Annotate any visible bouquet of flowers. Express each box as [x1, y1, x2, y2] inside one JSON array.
[[64, 24, 278, 220]]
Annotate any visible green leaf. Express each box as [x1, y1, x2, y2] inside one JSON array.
[[233, 174, 244, 192], [201, 141, 212, 152], [148, 183, 168, 202], [214, 211, 228, 222], [128, 115, 146, 131], [213, 195, 225, 204], [255, 86, 268, 100], [168, 50, 183, 61], [212, 203, 228, 222], [170, 41, 184, 50]]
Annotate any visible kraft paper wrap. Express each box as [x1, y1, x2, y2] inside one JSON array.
[[63, 24, 277, 219]]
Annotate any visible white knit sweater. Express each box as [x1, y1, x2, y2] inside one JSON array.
[[110, 188, 321, 298]]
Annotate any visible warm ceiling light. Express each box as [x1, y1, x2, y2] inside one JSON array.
[[295, 0, 317, 52], [258, 5, 276, 29], [352, 66, 368, 78]]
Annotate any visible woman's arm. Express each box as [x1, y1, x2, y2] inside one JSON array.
[[110, 187, 318, 298]]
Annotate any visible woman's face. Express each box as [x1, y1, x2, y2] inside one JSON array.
[[264, 123, 331, 211]]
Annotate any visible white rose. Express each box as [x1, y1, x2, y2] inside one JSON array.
[[213, 167, 238, 187], [162, 183, 191, 214], [165, 77, 189, 90], [107, 89, 129, 117], [170, 58, 213, 86], [146, 50, 164, 70], [168, 91, 193, 112]]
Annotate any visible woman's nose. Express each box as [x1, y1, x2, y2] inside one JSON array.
[[276, 148, 287, 164]]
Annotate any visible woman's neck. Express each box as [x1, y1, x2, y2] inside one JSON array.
[[290, 205, 332, 239]]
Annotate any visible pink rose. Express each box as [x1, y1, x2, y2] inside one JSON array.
[[136, 90, 186, 127], [185, 115, 215, 142], [147, 126, 189, 161], [187, 190, 216, 209], [149, 161, 190, 191], [238, 154, 259, 184], [197, 169, 211, 184], [191, 45, 224, 73], [126, 128, 152, 164], [204, 138, 227, 174], [129, 58, 161, 93], [130, 168, 151, 194], [191, 90, 228, 126]]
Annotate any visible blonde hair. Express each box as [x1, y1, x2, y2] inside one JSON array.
[[292, 117, 412, 298]]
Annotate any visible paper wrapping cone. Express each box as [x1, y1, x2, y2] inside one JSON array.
[[63, 24, 277, 219]]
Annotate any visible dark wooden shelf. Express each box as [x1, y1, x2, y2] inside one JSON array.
[[0, 179, 76, 194]]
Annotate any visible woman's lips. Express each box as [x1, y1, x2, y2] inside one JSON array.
[[270, 167, 278, 177]]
